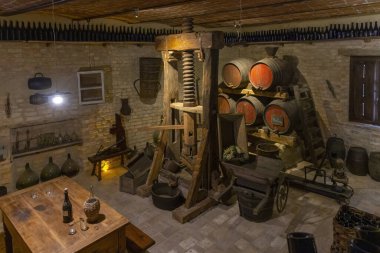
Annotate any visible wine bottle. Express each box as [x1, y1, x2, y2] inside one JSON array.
[[374, 21, 379, 37], [63, 188, 73, 223], [368, 22, 373, 37]]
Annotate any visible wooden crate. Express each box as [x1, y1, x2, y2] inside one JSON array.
[[120, 153, 151, 194]]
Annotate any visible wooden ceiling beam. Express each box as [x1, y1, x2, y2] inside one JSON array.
[[0, 0, 73, 16]]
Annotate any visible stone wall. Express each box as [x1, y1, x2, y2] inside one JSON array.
[[0, 42, 163, 191], [219, 39, 380, 153]]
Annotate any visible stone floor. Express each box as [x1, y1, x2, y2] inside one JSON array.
[[68, 165, 380, 253]]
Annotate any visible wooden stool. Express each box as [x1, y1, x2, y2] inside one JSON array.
[[125, 223, 155, 253]]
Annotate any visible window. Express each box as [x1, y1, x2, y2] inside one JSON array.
[[77, 70, 105, 105], [349, 56, 380, 125]]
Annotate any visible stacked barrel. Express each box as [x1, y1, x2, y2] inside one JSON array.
[[218, 47, 298, 135]]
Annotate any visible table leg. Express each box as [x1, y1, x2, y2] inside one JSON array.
[[4, 221, 13, 253], [97, 161, 102, 181], [91, 162, 96, 176]]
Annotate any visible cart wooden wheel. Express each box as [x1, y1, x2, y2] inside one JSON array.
[[276, 179, 289, 213]]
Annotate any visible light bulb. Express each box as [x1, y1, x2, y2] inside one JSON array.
[[52, 94, 64, 105]]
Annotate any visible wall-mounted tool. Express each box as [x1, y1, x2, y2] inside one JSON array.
[[326, 79, 337, 98], [5, 93, 11, 118]]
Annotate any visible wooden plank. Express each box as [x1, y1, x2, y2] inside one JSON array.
[[145, 130, 168, 186], [172, 197, 218, 224], [141, 125, 185, 130], [0, 177, 128, 253], [249, 128, 297, 147], [170, 102, 203, 114], [338, 48, 380, 56], [218, 87, 289, 99], [125, 223, 155, 252], [155, 32, 224, 51], [185, 129, 209, 208]]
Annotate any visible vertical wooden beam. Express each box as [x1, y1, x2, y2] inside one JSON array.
[[146, 51, 179, 185], [182, 112, 197, 156], [202, 48, 220, 190], [185, 129, 208, 208], [137, 51, 178, 196]]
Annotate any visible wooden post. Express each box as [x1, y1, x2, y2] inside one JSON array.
[[185, 129, 208, 208], [137, 51, 178, 197], [202, 48, 220, 190]]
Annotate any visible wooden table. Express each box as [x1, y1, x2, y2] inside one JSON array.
[[0, 177, 129, 253]]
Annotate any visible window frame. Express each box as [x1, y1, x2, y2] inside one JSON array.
[[349, 56, 380, 126]]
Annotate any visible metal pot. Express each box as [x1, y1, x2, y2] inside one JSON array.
[[151, 180, 184, 211], [28, 73, 52, 90]]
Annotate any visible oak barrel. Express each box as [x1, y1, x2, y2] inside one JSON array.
[[222, 58, 256, 89], [346, 147, 368, 176], [263, 99, 298, 134], [218, 93, 236, 114], [236, 96, 265, 125], [249, 57, 293, 90], [369, 152, 380, 181]]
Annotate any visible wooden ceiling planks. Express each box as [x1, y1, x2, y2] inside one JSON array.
[[110, 0, 295, 25], [0, 0, 71, 16], [1, 0, 380, 27]]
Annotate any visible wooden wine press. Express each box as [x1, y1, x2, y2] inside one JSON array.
[[137, 18, 229, 223]]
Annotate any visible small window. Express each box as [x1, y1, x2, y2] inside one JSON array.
[[77, 70, 105, 105], [349, 56, 380, 125]]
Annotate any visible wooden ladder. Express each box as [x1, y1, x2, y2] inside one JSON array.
[[293, 85, 325, 166]]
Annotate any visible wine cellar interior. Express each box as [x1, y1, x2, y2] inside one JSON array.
[[0, 1, 380, 253]]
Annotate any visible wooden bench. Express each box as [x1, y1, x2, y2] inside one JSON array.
[[125, 223, 155, 253], [88, 148, 131, 181]]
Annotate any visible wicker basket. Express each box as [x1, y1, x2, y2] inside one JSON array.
[[331, 205, 380, 253]]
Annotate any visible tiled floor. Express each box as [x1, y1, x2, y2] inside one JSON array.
[[71, 166, 380, 253]]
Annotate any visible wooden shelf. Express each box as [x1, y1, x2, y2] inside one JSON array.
[[170, 102, 203, 114], [12, 140, 82, 159], [225, 36, 379, 47], [218, 87, 289, 99], [1, 40, 155, 46], [248, 129, 298, 147]]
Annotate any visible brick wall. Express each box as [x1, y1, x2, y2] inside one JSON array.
[[219, 39, 380, 154], [0, 42, 163, 191]]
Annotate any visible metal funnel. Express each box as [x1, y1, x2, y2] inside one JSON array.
[[265, 47, 279, 57]]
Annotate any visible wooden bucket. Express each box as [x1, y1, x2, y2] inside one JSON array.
[[369, 152, 380, 181], [218, 93, 236, 114], [222, 58, 256, 89], [249, 57, 293, 90], [263, 99, 298, 134], [236, 96, 265, 125], [346, 147, 368, 176]]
